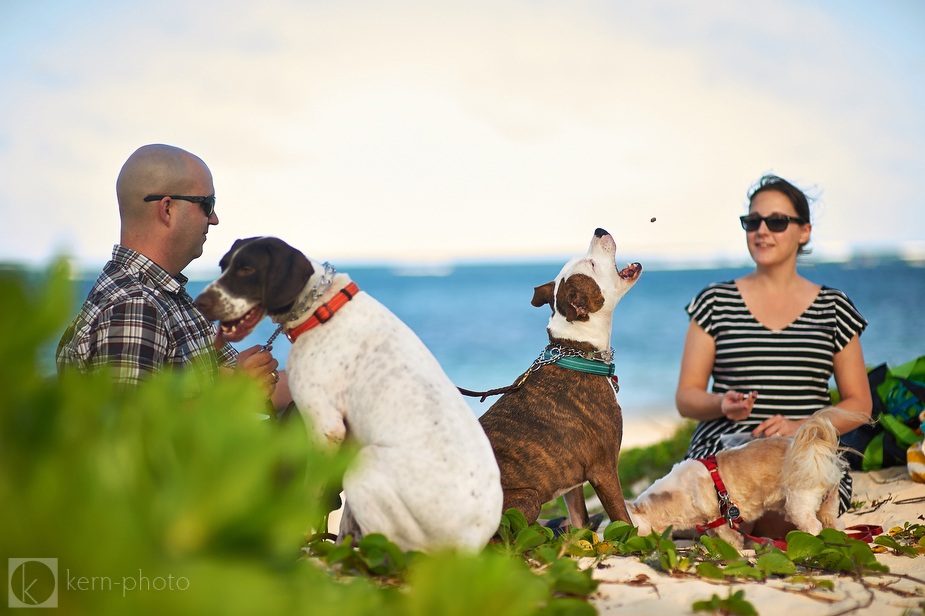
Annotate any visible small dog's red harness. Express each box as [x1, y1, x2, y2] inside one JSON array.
[[695, 455, 743, 532], [286, 282, 360, 343]]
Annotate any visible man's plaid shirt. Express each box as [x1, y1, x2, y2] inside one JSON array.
[[57, 245, 237, 388]]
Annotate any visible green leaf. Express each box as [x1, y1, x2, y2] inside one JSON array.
[[786, 531, 825, 560], [756, 551, 796, 576], [404, 551, 549, 616], [325, 544, 356, 566], [657, 537, 679, 571], [545, 558, 599, 597], [382, 541, 407, 572], [310, 540, 337, 557], [513, 526, 549, 555], [695, 562, 725, 580], [542, 597, 597, 616], [358, 533, 390, 550], [534, 546, 561, 565], [622, 535, 655, 554], [724, 590, 758, 616], [602, 521, 636, 543], [694, 590, 758, 616], [692, 595, 722, 612], [504, 508, 530, 535], [813, 548, 853, 571], [819, 527, 849, 543], [362, 546, 387, 570], [700, 535, 742, 560], [723, 561, 763, 579], [496, 514, 514, 543]]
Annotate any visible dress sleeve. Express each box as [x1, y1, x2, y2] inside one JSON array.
[[830, 289, 867, 352], [685, 285, 717, 335]]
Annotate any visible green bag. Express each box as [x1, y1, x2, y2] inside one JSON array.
[[877, 355, 925, 422], [856, 356, 925, 471]]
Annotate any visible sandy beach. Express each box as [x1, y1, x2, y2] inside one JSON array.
[[622, 408, 685, 448], [589, 466, 925, 615]]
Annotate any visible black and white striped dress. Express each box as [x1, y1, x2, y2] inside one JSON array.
[[683, 282, 867, 514]]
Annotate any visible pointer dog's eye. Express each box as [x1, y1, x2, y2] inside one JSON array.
[[236, 266, 255, 276]]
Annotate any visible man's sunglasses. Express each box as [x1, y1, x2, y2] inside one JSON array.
[[144, 195, 216, 218], [739, 214, 806, 233]]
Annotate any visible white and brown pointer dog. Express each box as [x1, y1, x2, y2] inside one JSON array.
[[627, 408, 847, 549], [195, 237, 503, 553], [478, 228, 642, 530]]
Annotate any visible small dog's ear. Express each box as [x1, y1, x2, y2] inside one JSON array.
[[262, 239, 314, 314], [556, 274, 604, 322], [531, 282, 555, 309]]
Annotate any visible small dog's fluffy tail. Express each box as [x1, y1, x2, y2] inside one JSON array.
[[781, 406, 849, 492]]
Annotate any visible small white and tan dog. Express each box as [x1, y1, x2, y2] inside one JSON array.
[[195, 237, 503, 553], [627, 408, 847, 549]]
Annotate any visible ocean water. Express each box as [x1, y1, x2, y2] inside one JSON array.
[[58, 260, 925, 421]]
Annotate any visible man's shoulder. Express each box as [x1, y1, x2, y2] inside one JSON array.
[[85, 263, 159, 310]]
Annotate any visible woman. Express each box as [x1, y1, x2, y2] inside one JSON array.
[[675, 174, 872, 527]]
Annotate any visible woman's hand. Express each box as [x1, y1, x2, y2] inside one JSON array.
[[721, 390, 758, 421], [753, 414, 806, 438]]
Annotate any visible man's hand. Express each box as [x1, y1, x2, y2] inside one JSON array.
[[235, 345, 280, 397]]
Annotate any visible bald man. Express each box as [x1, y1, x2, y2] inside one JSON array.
[[57, 144, 290, 408]]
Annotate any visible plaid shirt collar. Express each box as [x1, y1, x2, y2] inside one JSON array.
[[110, 245, 187, 296]]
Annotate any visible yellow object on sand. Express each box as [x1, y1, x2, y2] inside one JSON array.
[[908, 439, 925, 483]]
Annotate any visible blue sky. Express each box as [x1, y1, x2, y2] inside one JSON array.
[[1, 0, 923, 273]]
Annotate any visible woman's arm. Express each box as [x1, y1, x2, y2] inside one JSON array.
[[676, 319, 755, 421], [830, 334, 873, 432]]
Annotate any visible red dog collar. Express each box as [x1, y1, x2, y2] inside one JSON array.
[[286, 282, 359, 343], [695, 455, 743, 531]]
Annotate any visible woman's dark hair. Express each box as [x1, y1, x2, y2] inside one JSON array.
[[748, 174, 813, 255]]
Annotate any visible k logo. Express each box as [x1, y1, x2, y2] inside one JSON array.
[[8, 559, 58, 608]]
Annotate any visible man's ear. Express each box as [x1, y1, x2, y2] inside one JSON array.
[[155, 196, 172, 225], [531, 281, 555, 310]]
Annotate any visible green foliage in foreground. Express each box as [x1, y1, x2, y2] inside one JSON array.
[[0, 263, 595, 615]]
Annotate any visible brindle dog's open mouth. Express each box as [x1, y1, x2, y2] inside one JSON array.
[[213, 305, 266, 348], [619, 262, 642, 281]]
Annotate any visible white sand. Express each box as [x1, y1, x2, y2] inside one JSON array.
[[622, 409, 685, 449]]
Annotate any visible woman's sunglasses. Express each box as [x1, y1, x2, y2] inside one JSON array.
[[739, 214, 806, 233], [144, 194, 216, 218]]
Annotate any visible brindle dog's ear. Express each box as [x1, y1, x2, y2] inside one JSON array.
[[555, 274, 604, 322], [262, 239, 314, 314], [531, 282, 556, 309]]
